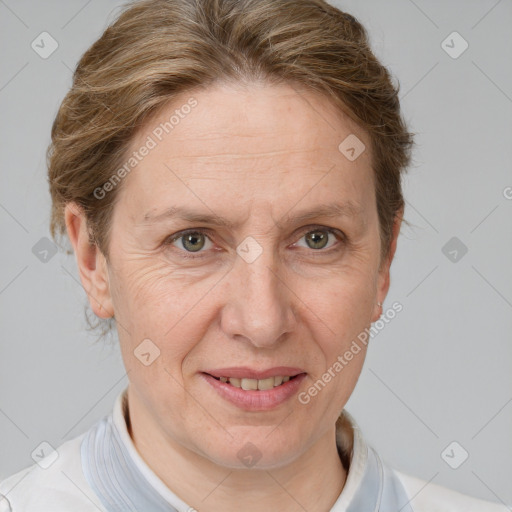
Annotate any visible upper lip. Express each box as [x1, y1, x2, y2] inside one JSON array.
[[204, 366, 306, 380]]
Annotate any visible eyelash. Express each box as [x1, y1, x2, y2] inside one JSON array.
[[164, 226, 346, 260]]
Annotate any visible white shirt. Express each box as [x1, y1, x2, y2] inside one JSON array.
[[0, 388, 507, 511]]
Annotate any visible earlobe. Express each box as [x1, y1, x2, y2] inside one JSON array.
[[64, 202, 114, 319]]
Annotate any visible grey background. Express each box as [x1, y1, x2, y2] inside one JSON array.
[[0, 0, 511, 507]]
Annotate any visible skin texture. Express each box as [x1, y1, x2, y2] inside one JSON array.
[[65, 81, 402, 512]]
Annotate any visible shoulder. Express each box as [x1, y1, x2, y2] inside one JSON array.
[[0, 433, 105, 512], [394, 469, 510, 512]]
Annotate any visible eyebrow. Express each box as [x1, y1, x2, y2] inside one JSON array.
[[141, 201, 363, 228]]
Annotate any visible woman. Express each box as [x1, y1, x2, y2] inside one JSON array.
[[0, 0, 507, 510]]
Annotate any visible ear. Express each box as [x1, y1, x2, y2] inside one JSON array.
[[64, 202, 114, 319], [371, 208, 403, 323]]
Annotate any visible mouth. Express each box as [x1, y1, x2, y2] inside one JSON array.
[[206, 374, 302, 391], [200, 367, 307, 411]]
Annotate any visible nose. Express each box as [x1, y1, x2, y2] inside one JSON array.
[[220, 244, 296, 349]]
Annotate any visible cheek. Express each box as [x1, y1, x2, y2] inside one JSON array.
[[301, 284, 371, 415], [109, 255, 217, 370], [299, 259, 378, 332], [295, 258, 377, 389]]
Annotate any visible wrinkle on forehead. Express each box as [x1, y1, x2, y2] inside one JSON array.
[[168, 147, 334, 160], [128, 81, 370, 162]]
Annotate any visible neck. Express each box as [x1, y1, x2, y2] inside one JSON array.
[[127, 390, 347, 512]]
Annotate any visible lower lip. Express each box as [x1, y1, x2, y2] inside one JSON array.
[[201, 373, 307, 411]]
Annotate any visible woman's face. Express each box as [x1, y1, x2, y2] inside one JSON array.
[[80, 82, 398, 469]]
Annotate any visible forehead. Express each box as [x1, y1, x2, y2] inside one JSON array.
[[119, 81, 374, 222], [137, 81, 368, 157]]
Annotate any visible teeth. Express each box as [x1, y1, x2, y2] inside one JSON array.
[[229, 377, 241, 387], [257, 377, 275, 390], [241, 378, 258, 390], [217, 375, 296, 390]]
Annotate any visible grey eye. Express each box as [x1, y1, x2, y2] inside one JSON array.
[[172, 231, 212, 253], [304, 230, 330, 250]]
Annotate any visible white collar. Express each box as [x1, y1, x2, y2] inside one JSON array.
[[81, 388, 412, 511]]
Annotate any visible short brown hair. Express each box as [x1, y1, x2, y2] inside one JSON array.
[[48, 0, 414, 336]]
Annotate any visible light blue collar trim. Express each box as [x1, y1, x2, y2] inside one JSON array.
[[330, 410, 414, 512], [81, 388, 413, 512], [81, 390, 188, 512]]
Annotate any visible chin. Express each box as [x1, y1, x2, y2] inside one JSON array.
[[197, 426, 306, 470]]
